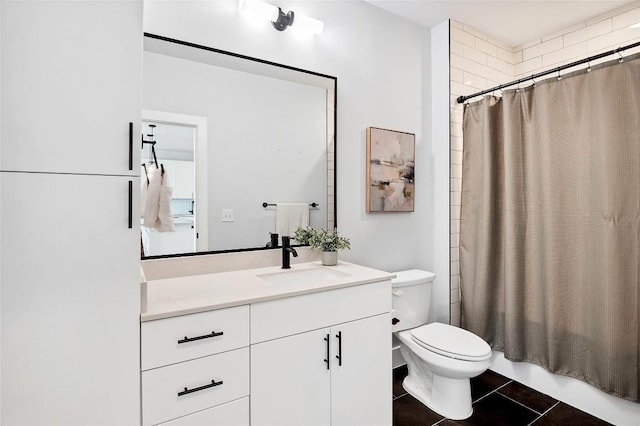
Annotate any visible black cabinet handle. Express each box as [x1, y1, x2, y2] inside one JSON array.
[[128, 122, 133, 171], [335, 331, 342, 366], [177, 379, 223, 397], [178, 331, 224, 344], [323, 333, 330, 370], [128, 180, 133, 229]]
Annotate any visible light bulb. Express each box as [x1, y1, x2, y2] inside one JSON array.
[[239, 0, 279, 23]]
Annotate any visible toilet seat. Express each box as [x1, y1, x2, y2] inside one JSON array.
[[410, 322, 491, 362]]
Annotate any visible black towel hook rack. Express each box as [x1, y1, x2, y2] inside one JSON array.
[[141, 124, 164, 184]]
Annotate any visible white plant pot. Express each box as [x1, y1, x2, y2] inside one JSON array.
[[322, 251, 338, 266]]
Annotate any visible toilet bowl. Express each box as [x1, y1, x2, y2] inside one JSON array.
[[392, 270, 492, 420]]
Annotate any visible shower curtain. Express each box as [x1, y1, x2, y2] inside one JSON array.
[[460, 52, 640, 402]]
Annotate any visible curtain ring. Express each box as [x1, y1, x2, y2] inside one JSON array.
[[587, 60, 592, 72], [531, 76, 536, 86], [557, 70, 562, 81], [617, 50, 624, 63]]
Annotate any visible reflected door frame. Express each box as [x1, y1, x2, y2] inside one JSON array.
[[142, 110, 209, 252]]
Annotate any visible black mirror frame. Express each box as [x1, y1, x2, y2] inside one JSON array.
[[141, 33, 337, 260]]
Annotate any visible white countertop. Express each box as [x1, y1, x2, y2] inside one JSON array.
[[141, 261, 395, 322]]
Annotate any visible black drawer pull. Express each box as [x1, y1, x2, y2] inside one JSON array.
[[177, 379, 223, 397], [335, 331, 342, 366], [128, 180, 133, 229], [177, 331, 224, 344], [323, 333, 330, 370], [128, 122, 133, 171]]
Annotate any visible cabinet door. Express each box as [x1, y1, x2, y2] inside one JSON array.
[[251, 328, 331, 426], [331, 314, 392, 426], [1, 0, 142, 176], [1, 172, 140, 425]]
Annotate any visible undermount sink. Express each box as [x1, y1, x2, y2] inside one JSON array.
[[258, 267, 351, 285]]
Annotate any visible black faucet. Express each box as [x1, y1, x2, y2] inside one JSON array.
[[281, 236, 298, 269]]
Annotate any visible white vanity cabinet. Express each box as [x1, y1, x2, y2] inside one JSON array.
[[141, 306, 250, 426], [250, 281, 392, 426], [141, 263, 395, 426]]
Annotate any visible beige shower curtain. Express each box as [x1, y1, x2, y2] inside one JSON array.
[[460, 53, 640, 402]]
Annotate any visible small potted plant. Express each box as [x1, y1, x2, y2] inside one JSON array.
[[294, 227, 351, 266]]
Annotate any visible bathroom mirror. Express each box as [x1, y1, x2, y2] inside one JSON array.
[[141, 33, 336, 258]]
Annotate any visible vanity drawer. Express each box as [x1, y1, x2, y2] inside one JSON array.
[[142, 347, 249, 426], [142, 305, 249, 370], [251, 280, 391, 343], [157, 397, 248, 426]]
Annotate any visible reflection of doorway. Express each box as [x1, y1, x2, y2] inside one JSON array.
[[141, 110, 208, 256]]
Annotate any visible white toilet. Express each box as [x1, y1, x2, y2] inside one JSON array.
[[392, 270, 492, 420]]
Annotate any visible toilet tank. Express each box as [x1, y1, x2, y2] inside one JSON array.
[[391, 269, 436, 332]]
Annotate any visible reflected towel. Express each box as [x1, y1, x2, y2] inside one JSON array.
[[276, 203, 310, 237], [157, 173, 175, 232], [142, 168, 175, 232], [142, 169, 161, 229]]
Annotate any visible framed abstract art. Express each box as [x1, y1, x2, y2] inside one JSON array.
[[366, 127, 415, 213]]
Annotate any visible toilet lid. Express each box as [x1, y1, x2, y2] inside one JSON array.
[[410, 323, 492, 361]]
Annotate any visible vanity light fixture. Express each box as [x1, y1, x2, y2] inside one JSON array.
[[239, 0, 324, 35]]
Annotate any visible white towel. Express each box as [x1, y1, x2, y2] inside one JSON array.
[[275, 203, 310, 237], [142, 169, 162, 229], [142, 168, 175, 232], [157, 173, 175, 232]]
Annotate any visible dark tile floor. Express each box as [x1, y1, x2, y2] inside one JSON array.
[[393, 366, 613, 426]]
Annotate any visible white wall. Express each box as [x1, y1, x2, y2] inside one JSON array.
[[143, 1, 434, 275], [430, 21, 451, 324], [450, 2, 640, 423]]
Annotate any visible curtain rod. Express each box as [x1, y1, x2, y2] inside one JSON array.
[[456, 40, 640, 104]]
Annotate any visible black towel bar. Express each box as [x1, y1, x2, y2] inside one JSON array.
[[262, 202, 318, 208]]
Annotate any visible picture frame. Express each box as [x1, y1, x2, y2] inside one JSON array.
[[366, 127, 415, 213]]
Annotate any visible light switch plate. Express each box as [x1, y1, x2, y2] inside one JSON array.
[[221, 209, 234, 222]]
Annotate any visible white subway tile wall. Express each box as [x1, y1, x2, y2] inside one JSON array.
[[586, 1, 640, 26], [522, 37, 564, 61], [327, 88, 336, 231], [513, 4, 640, 79], [449, 2, 640, 328]]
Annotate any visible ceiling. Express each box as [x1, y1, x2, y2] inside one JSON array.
[[364, 0, 632, 47]]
